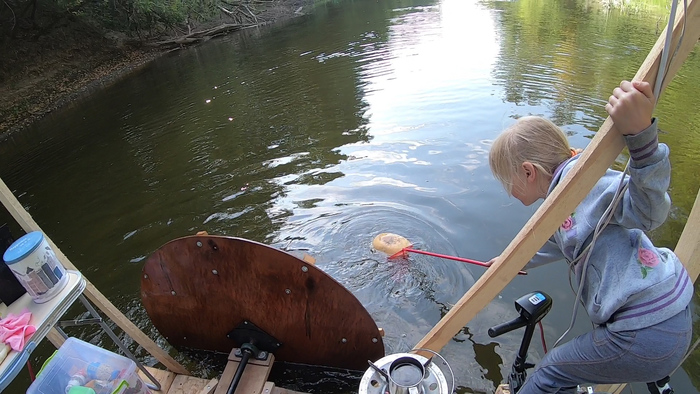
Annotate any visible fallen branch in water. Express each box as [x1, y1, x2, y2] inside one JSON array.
[[149, 22, 257, 47]]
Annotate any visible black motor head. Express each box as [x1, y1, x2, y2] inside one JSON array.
[[514, 291, 552, 323]]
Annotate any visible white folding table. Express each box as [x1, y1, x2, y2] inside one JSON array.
[[0, 270, 86, 392]]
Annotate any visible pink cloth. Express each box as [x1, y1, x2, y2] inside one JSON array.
[[0, 310, 36, 351]]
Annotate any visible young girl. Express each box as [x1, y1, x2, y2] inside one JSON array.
[[488, 80, 693, 393]]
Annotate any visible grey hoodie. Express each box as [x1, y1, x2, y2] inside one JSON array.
[[527, 119, 692, 332]]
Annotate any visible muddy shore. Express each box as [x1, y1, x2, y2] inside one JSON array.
[[0, 0, 311, 140]]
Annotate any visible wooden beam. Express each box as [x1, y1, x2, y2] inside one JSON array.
[[198, 378, 219, 394], [272, 387, 309, 394], [0, 177, 190, 375], [138, 366, 177, 393], [594, 383, 627, 394], [169, 374, 213, 394], [674, 189, 700, 281], [46, 328, 66, 348], [214, 349, 275, 394], [414, 0, 700, 355]]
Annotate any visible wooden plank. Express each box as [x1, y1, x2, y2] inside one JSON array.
[[414, 0, 700, 356], [302, 253, 316, 265], [262, 382, 275, 393], [675, 190, 700, 281], [198, 378, 219, 394], [168, 374, 211, 394], [594, 383, 627, 394], [139, 366, 177, 393], [263, 381, 309, 394], [214, 352, 275, 394], [271, 388, 308, 394], [0, 177, 190, 375], [226, 348, 274, 366], [46, 328, 66, 348]]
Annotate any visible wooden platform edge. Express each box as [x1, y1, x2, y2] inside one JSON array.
[[138, 365, 309, 394], [272, 388, 309, 394], [139, 366, 176, 393], [169, 374, 213, 394], [198, 378, 219, 394], [214, 353, 276, 394], [263, 381, 308, 394]]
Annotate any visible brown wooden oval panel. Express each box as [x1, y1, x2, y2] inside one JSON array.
[[141, 235, 385, 370]]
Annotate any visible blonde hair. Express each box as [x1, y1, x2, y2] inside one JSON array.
[[489, 116, 572, 196]]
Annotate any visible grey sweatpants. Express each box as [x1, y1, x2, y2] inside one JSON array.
[[518, 307, 692, 394]]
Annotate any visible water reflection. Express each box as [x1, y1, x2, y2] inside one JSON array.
[[1, 0, 699, 393]]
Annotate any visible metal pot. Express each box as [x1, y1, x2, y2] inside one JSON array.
[[359, 351, 452, 394]]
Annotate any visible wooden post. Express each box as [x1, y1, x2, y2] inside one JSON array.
[[674, 190, 700, 281], [0, 177, 190, 375], [414, 0, 700, 355], [214, 349, 275, 394]]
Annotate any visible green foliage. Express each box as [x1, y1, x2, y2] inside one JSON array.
[[100, 0, 220, 35], [1, 0, 226, 40]]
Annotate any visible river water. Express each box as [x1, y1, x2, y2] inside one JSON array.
[[1, 0, 698, 392]]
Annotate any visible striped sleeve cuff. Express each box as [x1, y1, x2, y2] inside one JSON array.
[[625, 118, 660, 166]]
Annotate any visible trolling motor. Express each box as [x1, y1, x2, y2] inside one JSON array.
[[489, 291, 552, 394]]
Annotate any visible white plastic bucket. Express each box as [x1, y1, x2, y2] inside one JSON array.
[[2, 231, 68, 304]]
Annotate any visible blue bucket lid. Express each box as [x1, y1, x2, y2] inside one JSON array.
[[3, 231, 45, 264]]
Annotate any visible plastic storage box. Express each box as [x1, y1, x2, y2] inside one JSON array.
[[26, 337, 151, 394]]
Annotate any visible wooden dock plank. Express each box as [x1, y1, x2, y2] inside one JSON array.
[[271, 388, 308, 394], [262, 382, 275, 394], [198, 378, 219, 394], [214, 350, 276, 394], [168, 374, 211, 394], [139, 366, 176, 393]]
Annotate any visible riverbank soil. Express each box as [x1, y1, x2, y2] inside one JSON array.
[[0, 0, 311, 138]]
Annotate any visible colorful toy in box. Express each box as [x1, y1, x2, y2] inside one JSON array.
[[64, 361, 150, 394], [65, 372, 88, 393], [87, 361, 121, 381], [27, 338, 152, 394], [68, 387, 96, 394]]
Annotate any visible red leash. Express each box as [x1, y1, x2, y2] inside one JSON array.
[[538, 321, 548, 354], [389, 248, 527, 275], [27, 360, 35, 382]]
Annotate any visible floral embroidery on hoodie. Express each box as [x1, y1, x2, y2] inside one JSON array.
[[635, 232, 661, 279], [560, 213, 577, 239]]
